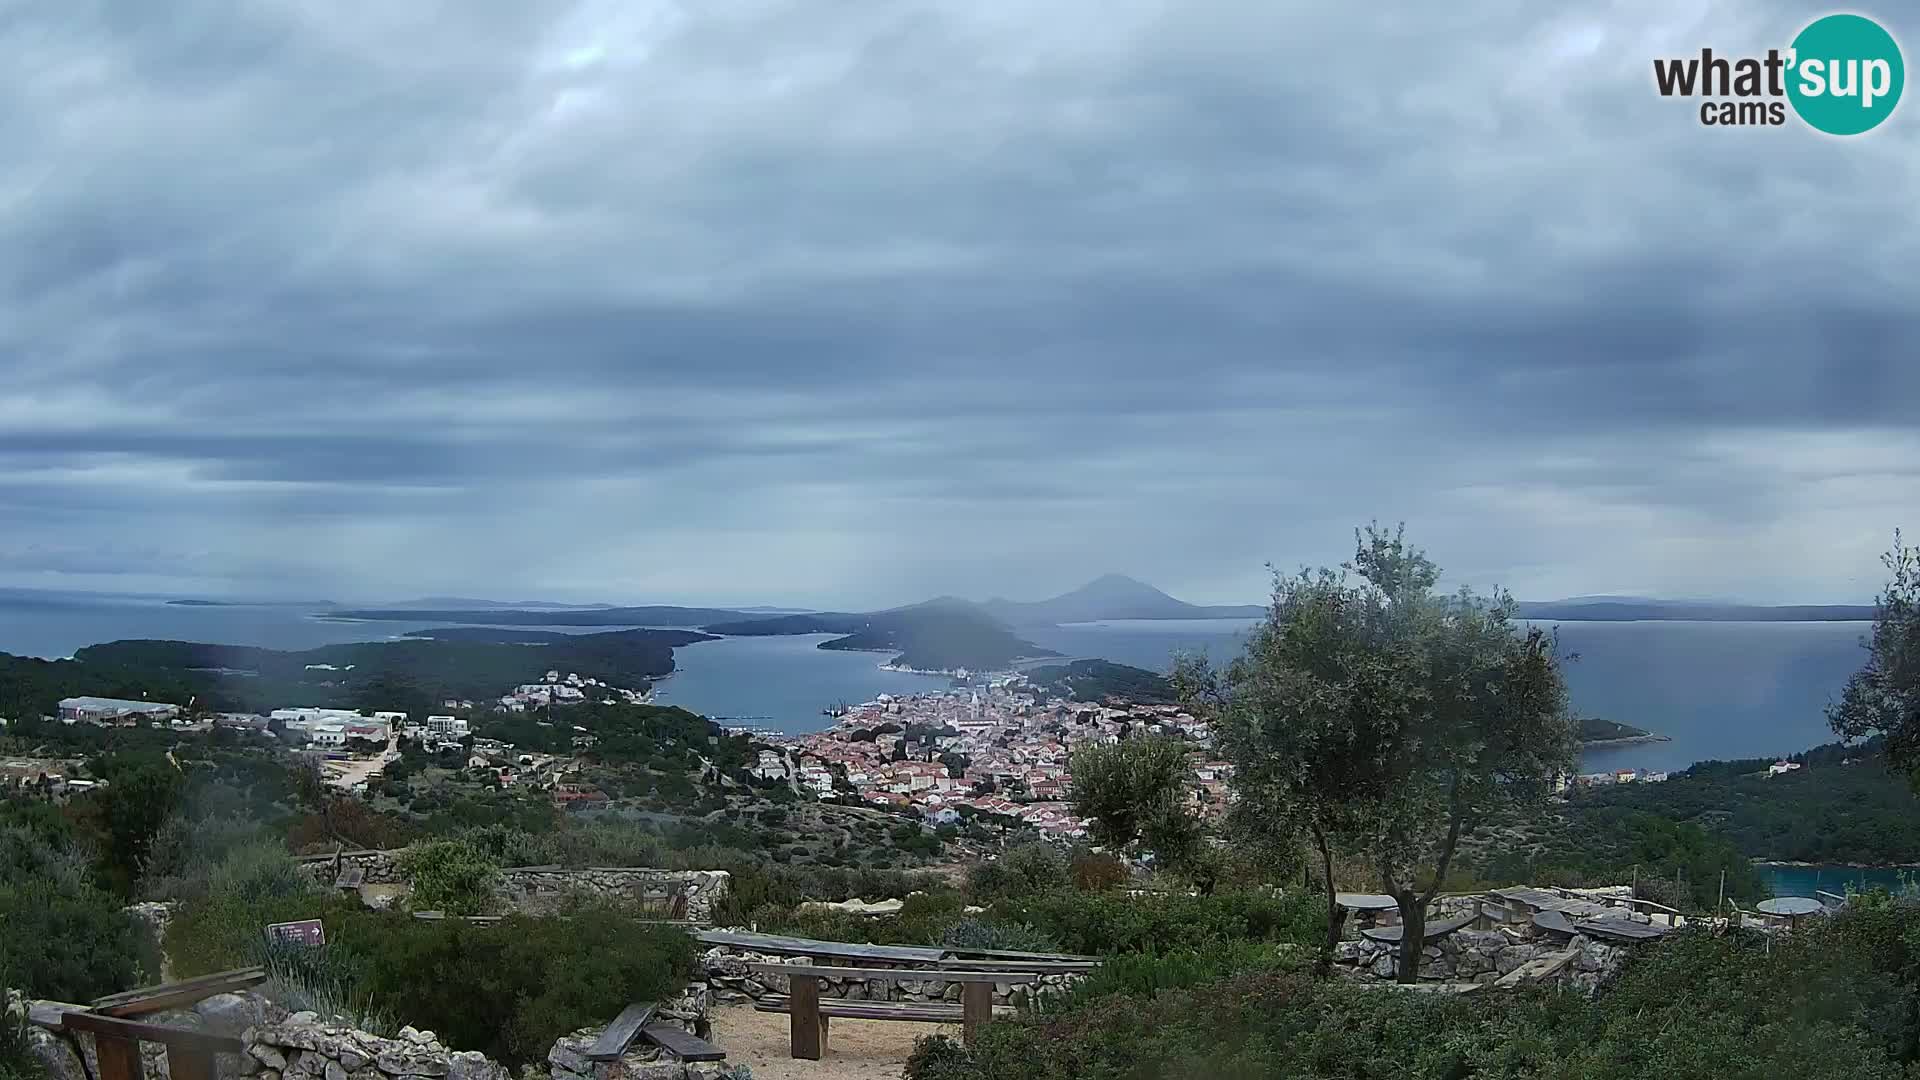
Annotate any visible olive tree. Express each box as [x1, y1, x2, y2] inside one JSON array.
[[1178, 525, 1575, 981], [1068, 735, 1213, 889], [1830, 531, 1920, 786]]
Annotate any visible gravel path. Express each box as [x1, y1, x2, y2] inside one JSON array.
[[708, 1003, 959, 1080]]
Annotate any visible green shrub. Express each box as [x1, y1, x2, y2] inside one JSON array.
[[990, 888, 1324, 955], [400, 840, 499, 914], [1058, 940, 1308, 1005], [0, 1007, 46, 1080], [0, 879, 148, 1002], [140, 814, 274, 902], [1069, 849, 1127, 892], [938, 917, 1061, 954], [966, 842, 1069, 904], [348, 903, 695, 1065], [908, 904, 1920, 1080]]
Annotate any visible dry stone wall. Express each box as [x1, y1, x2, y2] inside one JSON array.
[[700, 945, 1082, 1008], [11, 986, 742, 1080], [1330, 928, 1628, 989], [296, 850, 730, 924]]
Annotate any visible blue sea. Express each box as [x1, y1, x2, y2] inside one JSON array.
[[1760, 864, 1919, 900], [1023, 618, 1872, 774], [0, 591, 1873, 774]]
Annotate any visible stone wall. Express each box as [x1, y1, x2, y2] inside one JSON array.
[[11, 986, 740, 1080], [296, 850, 730, 924], [498, 867, 729, 924], [1331, 928, 1627, 990], [123, 901, 182, 982], [701, 945, 1083, 1008], [296, 850, 404, 886]]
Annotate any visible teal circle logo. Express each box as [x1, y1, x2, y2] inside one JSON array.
[[1787, 14, 1904, 135]]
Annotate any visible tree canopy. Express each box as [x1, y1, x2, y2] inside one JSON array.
[[1179, 524, 1577, 980], [1830, 532, 1920, 788]]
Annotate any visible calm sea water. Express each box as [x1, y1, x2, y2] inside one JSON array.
[[1761, 864, 1919, 899], [0, 593, 1872, 772], [649, 633, 950, 727], [1024, 618, 1872, 774]]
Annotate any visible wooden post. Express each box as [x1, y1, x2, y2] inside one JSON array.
[[166, 1047, 215, 1080], [962, 982, 994, 1045], [1717, 870, 1726, 924], [789, 975, 825, 1060], [93, 1034, 143, 1080]]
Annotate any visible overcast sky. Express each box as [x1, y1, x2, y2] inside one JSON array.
[[1, 0, 1915, 609]]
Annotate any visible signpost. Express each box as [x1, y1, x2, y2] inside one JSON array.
[[264, 919, 325, 947]]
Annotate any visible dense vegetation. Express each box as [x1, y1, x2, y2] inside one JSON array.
[[910, 896, 1920, 1079], [0, 629, 702, 721], [1465, 739, 1920, 909], [165, 847, 694, 1066], [1022, 660, 1177, 703]]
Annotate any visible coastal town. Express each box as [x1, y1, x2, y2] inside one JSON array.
[[747, 677, 1232, 840], [5, 669, 1724, 830]]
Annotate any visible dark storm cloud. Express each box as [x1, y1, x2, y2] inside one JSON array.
[[0, 0, 1915, 605]]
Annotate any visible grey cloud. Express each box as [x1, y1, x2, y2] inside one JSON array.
[[0, 0, 1915, 605]]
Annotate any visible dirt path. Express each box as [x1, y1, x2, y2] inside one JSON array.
[[708, 1004, 956, 1080]]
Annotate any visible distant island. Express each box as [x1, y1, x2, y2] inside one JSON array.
[[0, 627, 708, 719], [1577, 716, 1669, 747], [708, 599, 1058, 673], [330, 604, 752, 626], [982, 574, 1266, 624]]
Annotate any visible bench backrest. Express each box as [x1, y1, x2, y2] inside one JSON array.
[[747, 962, 1041, 983]]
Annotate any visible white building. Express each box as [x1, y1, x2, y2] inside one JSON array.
[[59, 697, 182, 724], [427, 715, 469, 736]]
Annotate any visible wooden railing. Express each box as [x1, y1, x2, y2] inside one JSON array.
[[27, 966, 268, 1080]]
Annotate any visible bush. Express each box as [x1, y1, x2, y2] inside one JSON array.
[[937, 917, 1061, 954], [0, 879, 148, 1002], [207, 842, 311, 908], [140, 814, 273, 902], [908, 901, 1920, 1080], [1059, 940, 1309, 1005], [348, 902, 695, 1066], [0, 1008, 45, 1080], [400, 840, 499, 914], [990, 888, 1325, 956], [966, 842, 1069, 904], [1069, 849, 1127, 892]]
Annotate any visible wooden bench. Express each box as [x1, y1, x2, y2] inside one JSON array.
[[747, 963, 1040, 1060], [586, 1002, 726, 1064]]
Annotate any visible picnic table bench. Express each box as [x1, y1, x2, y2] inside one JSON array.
[[586, 1002, 726, 1064], [747, 963, 1039, 1060]]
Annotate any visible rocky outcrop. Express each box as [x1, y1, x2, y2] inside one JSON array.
[[700, 945, 1082, 1007]]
